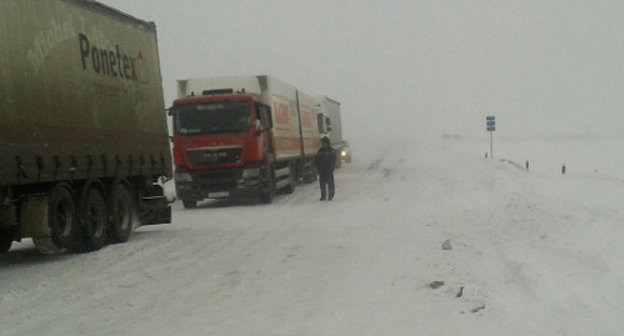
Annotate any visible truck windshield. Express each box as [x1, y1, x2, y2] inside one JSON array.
[[174, 101, 251, 135]]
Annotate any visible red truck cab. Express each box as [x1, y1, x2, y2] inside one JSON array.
[[170, 91, 275, 207]]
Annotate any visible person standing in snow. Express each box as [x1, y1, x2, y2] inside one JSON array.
[[315, 136, 337, 201]]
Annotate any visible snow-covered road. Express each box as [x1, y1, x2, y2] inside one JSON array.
[[1, 137, 623, 335]]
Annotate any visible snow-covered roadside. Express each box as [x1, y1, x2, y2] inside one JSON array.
[[1, 136, 623, 335]]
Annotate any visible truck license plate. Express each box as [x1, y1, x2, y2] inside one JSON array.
[[209, 191, 229, 198]]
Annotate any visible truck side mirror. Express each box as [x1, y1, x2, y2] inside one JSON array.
[[167, 105, 179, 116], [256, 103, 273, 130], [264, 110, 273, 129]]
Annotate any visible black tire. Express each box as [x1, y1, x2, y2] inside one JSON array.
[[107, 183, 136, 243], [302, 171, 317, 184], [48, 183, 79, 250], [78, 187, 108, 251], [283, 163, 296, 194], [259, 164, 276, 204], [0, 234, 12, 253], [182, 200, 197, 209]]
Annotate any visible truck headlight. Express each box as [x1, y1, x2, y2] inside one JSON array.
[[242, 168, 260, 178], [175, 172, 193, 182]]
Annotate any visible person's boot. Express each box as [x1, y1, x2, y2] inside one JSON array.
[[320, 190, 326, 201], [328, 191, 335, 201]]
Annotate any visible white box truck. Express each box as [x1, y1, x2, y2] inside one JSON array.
[[171, 75, 321, 207], [316, 96, 350, 166]]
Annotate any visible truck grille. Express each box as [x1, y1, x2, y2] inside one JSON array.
[[194, 168, 243, 190], [187, 147, 242, 166]]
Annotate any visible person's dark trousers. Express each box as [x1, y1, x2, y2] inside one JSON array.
[[319, 171, 335, 200]]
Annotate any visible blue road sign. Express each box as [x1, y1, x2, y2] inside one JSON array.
[[486, 116, 496, 131]]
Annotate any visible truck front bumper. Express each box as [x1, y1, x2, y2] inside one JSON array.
[[174, 165, 263, 201]]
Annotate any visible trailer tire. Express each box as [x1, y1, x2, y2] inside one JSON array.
[[0, 234, 12, 253], [302, 171, 317, 184], [108, 183, 136, 243], [48, 183, 79, 251], [182, 200, 197, 209], [77, 186, 108, 251]]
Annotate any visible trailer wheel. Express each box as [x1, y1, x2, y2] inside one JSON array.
[[259, 164, 276, 204], [182, 200, 197, 209], [302, 171, 317, 184], [108, 183, 136, 243], [77, 187, 108, 251], [0, 234, 12, 253], [48, 183, 79, 250]]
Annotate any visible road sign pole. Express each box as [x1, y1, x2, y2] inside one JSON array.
[[490, 131, 493, 159], [485, 116, 495, 159]]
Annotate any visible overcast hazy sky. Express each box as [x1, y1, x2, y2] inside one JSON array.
[[102, 0, 623, 146]]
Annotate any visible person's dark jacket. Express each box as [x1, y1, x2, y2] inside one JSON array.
[[315, 145, 337, 173]]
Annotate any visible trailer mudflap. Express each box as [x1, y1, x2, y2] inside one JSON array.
[[140, 205, 171, 225], [20, 194, 63, 254], [139, 193, 173, 225], [20, 194, 50, 239]]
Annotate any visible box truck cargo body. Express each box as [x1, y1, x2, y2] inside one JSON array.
[[171, 75, 321, 207], [0, 0, 172, 254], [316, 96, 350, 165]]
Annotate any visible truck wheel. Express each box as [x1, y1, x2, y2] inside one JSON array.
[[0, 234, 12, 253], [77, 187, 108, 251], [259, 164, 276, 204], [48, 183, 79, 250], [283, 163, 296, 194], [182, 200, 197, 209], [108, 183, 136, 243]]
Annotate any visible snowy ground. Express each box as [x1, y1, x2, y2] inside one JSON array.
[[1, 135, 623, 335]]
